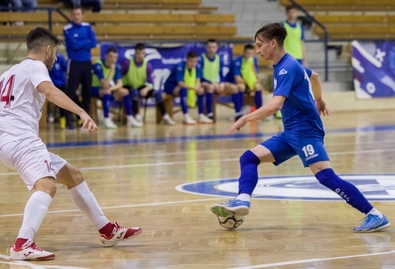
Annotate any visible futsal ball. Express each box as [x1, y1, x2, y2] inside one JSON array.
[[217, 214, 244, 229]]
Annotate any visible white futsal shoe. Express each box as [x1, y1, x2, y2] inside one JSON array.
[[10, 240, 55, 261]]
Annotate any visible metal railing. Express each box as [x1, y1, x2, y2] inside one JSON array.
[[288, 0, 329, 81]]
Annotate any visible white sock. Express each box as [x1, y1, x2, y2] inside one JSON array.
[[199, 114, 204, 118], [236, 193, 251, 202], [69, 181, 110, 230], [17, 191, 52, 240], [163, 114, 170, 120], [367, 207, 383, 218], [183, 114, 190, 120]]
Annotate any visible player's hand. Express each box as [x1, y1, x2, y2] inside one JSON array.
[[316, 98, 330, 116], [80, 112, 98, 134], [225, 116, 247, 136]]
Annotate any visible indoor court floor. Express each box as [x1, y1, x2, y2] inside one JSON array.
[[1, 109, 395, 269]]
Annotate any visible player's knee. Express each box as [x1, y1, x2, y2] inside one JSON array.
[[254, 83, 263, 91], [315, 168, 335, 186], [153, 90, 163, 102], [67, 169, 84, 189], [237, 83, 246, 92], [240, 150, 261, 167], [35, 177, 57, 197]]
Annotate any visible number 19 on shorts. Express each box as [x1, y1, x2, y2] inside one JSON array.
[[302, 144, 315, 157]]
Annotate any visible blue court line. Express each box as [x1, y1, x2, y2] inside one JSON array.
[[45, 124, 395, 149]]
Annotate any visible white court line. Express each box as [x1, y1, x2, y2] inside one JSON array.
[[228, 250, 395, 269], [59, 138, 395, 162], [0, 148, 391, 176], [0, 197, 223, 218], [0, 254, 89, 269]]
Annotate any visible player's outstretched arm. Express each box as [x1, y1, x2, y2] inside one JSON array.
[[225, 95, 285, 136], [310, 71, 330, 116], [37, 81, 98, 134]]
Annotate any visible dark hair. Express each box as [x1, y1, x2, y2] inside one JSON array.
[[26, 27, 61, 52], [72, 7, 83, 13], [135, 43, 145, 51], [244, 44, 254, 51], [206, 39, 217, 44], [186, 51, 198, 58], [285, 5, 297, 12], [106, 47, 118, 54], [254, 22, 287, 47]]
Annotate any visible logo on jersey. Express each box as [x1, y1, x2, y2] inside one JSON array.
[[176, 174, 395, 201], [278, 69, 288, 76], [273, 78, 277, 90]]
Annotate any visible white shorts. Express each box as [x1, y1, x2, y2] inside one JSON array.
[[0, 137, 67, 191]]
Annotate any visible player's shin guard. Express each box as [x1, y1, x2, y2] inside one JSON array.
[[179, 88, 188, 114], [315, 168, 373, 214], [130, 88, 139, 115], [122, 95, 133, 115], [102, 94, 111, 118], [238, 150, 261, 195], [197, 94, 204, 114], [254, 91, 263, 109], [206, 92, 213, 114], [232, 93, 242, 113]]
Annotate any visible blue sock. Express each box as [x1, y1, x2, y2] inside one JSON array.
[[315, 168, 373, 214], [254, 91, 263, 109], [179, 88, 188, 114], [232, 93, 241, 113], [238, 150, 261, 195], [122, 94, 133, 116], [197, 94, 204, 114], [102, 94, 111, 118], [238, 92, 244, 112], [206, 92, 213, 114]]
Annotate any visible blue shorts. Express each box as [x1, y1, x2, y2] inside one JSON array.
[[91, 86, 101, 98], [224, 73, 235, 84], [164, 83, 177, 95], [261, 131, 330, 167]]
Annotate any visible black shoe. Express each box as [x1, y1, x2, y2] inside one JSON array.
[[235, 114, 243, 122]]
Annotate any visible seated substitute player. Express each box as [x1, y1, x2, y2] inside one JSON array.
[[225, 44, 264, 121], [164, 51, 213, 125], [92, 47, 142, 128], [0, 27, 142, 261], [210, 23, 389, 232], [199, 39, 238, 121], [121, 43, 175, 125]]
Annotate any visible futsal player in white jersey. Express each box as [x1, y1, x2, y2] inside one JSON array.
[[0, 27, 142, 261]]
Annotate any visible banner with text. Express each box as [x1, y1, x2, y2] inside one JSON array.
[[352, 40, 395, 99]]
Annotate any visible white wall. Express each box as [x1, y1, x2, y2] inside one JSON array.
[[201, 0, 285, 37]]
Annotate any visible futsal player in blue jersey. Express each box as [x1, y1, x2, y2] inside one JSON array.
[[199, 39, 238, 121], [164, 51, 213, 125], [210, 23, 389, 232]]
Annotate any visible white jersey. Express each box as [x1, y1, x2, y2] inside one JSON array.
[[0, 59, 51, 147]]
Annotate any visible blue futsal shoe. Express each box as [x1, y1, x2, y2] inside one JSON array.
[[210, 199, 250, 217], [353, 214, 390, 233]]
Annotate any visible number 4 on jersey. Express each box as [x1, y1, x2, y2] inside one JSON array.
[[0, 74, 16, 108]]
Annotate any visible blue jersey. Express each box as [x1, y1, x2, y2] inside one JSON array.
[[273, 53, 324, 135], [93, 61, 122, 81], [49, 52, 67, 87], [63, 22, 97, 62], [198, 53, 224, 82], [165, 61, 202, 87]]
